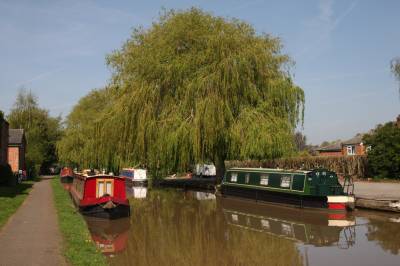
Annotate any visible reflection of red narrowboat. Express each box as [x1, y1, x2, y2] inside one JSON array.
[[85, 217, 130, 256], [60, 167, 74, 183], [70, 172, 130, 219]]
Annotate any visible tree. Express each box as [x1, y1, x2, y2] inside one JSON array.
[[7, 89, 62, 175], [391, 57, 400, 95], [363, 120, 400, 179], [56, 88, 113, 168], [293, 132, 307, 151], [58, 8, 305, 178]]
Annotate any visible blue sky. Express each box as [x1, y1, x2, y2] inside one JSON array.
[[0, 0, 399, 144]]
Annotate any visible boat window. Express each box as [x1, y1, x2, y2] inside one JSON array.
[[260, 174, 269, 185], [280, 176, 291, 188], [230, 173, 237, 182], [97, 179, 114, 197], [245, 173, 250, 184]]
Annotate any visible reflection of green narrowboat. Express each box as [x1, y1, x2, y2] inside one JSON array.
[[218, 196, 356, 248], [220, 168, 355, 211]]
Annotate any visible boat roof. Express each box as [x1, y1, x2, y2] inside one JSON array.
[[74, 173, 124, 180], [227, 167, 314, 174]]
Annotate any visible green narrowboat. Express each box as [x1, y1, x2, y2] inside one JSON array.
[[220, 168, 355, 211]]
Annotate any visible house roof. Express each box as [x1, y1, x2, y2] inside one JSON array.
[[316, 142, 342, 152], [8, 129, 25, 145], [342, 134, 364, 145]]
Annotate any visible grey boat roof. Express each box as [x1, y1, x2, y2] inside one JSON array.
[[227, 167, 313, 174]]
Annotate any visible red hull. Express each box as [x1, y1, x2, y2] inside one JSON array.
[[70, 173, 130, 219]]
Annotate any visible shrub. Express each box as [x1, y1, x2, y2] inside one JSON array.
[[226, 155, 369, 179], [0, 163, 15, 186], [364, 121, 400, 179]]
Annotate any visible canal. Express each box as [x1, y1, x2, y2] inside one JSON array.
[[85, 187, 400, 266]]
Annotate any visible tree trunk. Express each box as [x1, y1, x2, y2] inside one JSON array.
[[215, 156, 226, 184]]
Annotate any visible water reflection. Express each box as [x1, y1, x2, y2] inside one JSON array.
[[126, 186, 147, 199], [92, 189, 400, 266], [85, 217, 130, 257], [219, 196, 356, 249]]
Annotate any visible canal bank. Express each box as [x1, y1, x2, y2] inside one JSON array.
[[354, 181, 400, 213], [0, 176, 66, 266], [51, 177, 108, 266]]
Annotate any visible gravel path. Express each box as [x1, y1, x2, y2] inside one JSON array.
[[0, 177, 66, 266], [354, 181, 400, 200]]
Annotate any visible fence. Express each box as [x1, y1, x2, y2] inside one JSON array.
[[226, 155, 369, 179]]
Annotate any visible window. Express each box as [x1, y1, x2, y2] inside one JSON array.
[[245, 173, 250, 184], [260, 174, 269, 185], [280, 176, 291, 188], [97, 179, 113, 197], [366, 145, 372, 153], [346, 145, 355, 155], [230, 173, 237, 182]]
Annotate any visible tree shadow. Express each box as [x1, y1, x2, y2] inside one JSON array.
[[0, 182, 34, 198]]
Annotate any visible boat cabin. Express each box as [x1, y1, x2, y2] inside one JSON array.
[[120, 168, 147, 185], [221, 168, 354, 211], [70, 173, 130, 219]]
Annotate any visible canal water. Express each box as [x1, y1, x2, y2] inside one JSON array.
[[85, 187, 400, 266]]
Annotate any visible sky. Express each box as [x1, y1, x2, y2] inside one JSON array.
[[0, 0, 399, 144]]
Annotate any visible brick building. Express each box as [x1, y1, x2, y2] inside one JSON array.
[[0, 116, 9, 165], [316, 134, 369, 156], [8, 129, 26, 173]]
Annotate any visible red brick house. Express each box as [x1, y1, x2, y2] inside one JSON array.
[[8, 129, 26, 173], [316, 134, 369, 156], [0, 116, 9, 165], [315, 142, 342, 156]]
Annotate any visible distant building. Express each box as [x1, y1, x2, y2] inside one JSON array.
[[316, 134, 369, 156], [8, 129, 26, 172], [315, 142, 342, 157], [0, 117, 9, 165]]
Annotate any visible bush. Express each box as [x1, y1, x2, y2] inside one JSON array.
[[226, 155, 369, 179], [364, 121, 400, 179], [0, 163, 15, 186]]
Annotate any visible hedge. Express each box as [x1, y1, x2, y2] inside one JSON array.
[[226, 155, 369, 179]]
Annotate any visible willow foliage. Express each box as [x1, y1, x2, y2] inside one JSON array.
[[58, 8, 305, 176]]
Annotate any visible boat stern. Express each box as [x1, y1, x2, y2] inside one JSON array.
[[327, 195, 355, 211]]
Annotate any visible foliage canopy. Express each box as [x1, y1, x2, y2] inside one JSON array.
[[57, 8, 305, 177], [363, 120, 400, 179], [8, 90, 62, 174]]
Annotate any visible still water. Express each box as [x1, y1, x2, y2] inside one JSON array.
[[85, 187, 400, 266]]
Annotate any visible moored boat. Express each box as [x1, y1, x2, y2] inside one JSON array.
[[60, 167, 74, 183], [219, 168, 355, 211], [70, 172, 130, 219], [120, 168, 148, 186]]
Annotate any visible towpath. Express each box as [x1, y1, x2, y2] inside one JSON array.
[[354, 181, 400, 200], [0, 176, 66, 266]]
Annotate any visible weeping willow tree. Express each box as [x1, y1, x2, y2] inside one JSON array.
[[58, 8, 305, 177], [391, 57, 400, 95]]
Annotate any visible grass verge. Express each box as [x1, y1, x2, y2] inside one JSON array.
[[51, 177, 108, 266], [0, 180, 34, 229]]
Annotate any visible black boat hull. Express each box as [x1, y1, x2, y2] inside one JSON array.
[[80, 203, 131, 219], [221, 184, 329, 209], [60, 175, 73, 184]]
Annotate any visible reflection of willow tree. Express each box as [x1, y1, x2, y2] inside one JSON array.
[[57, 8, 304, 176], [109, 190, 302, 266], [367, 219, 400, 255]]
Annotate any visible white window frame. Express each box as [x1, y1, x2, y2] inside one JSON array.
[[281, 176, 291, 188], [245, 173, 250, 184], [230, 173, 238, 183], [346, 145, 356, 155], [260, 174, 269, 186]]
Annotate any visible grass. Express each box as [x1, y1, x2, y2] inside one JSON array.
[[0, 180, 34, 229], [51, 177, 108, 266]]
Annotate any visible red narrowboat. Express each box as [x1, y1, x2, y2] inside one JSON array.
[[70, 172, 130, 219], [60, 167, 74, 183]]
